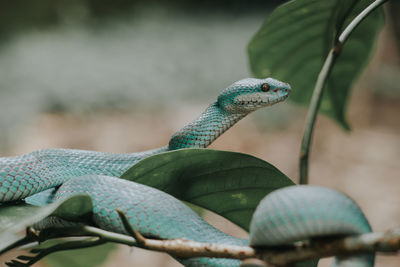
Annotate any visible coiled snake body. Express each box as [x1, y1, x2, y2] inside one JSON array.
[[0, 78, 373, 266]]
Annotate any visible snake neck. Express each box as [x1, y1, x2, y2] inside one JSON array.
[[168, 101, 246, 150]]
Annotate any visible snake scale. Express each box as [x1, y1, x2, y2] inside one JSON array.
[[0, 78, 373, 266]]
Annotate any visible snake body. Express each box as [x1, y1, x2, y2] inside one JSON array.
[[0, 78, 373, 266], [250, 186, 374, 266]]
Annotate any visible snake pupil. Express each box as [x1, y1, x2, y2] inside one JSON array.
[[261, 83, 270, 92]]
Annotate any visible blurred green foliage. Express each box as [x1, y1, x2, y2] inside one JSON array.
[[0, 0, 279, 42]]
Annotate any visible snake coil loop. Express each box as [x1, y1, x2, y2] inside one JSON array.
[[249, 185, 374, 267]]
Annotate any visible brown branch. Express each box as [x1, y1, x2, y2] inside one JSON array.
[[116, 209, 146, 247], [5, 220, 400, 266], [116, 209, 254, 259], [259, 229, 400, 265], [116, 211, 400, 265]]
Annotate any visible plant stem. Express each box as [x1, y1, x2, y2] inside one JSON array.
[[339, 0, 390, 43], [299, 0, 389, 185], [299, 50, 337, 184]]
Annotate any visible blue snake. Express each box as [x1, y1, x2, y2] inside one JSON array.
[[0, 78, 373, 266]]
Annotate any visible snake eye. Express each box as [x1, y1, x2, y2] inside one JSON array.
[[261, 83, 270, 92]]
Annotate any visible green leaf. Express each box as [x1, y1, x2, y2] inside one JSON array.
[[52, 195, 93, 222], [43, 243, 116, 267], [248, 0, 384, 129], [0, 194, 93, 252], [121, 149, 294, 231]]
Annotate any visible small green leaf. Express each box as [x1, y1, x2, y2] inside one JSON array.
[[121, 149, 294, 230], [52, 195, 93, 221], [248, 0, 384, 129], [0, 194, 93, 252]]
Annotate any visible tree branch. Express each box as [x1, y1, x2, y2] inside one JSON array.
[[299, 0, 390, 185], [5, 221, 400, 266], [258, 229, 400, 265], [123, 228, 400, 265], [115, 211, 400, 266], [116, 209, 255, 259]]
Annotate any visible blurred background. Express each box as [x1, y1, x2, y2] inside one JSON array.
[[0, 0, 399, 266]]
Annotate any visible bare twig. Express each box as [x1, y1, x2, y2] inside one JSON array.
[[299, 0, 389, 185], [116, 209, 146, 247]]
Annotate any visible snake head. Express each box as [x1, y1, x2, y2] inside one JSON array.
[[217, 78, 291, 113]]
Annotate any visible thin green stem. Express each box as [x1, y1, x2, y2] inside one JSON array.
[[299, 0, 389, 185], [299, 50, 337, 184], [83, 226, 136, 246], [339, 0, 390, 43]]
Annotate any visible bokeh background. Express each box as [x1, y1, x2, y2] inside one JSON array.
[[0, 1, 399, 266]]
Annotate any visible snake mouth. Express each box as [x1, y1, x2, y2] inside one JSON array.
[[234, 92, 289, 108]]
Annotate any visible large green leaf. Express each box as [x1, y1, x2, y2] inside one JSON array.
[[248, 0, 384, 129], [121, 149, 294, 231], [0, 194, 92, 252]]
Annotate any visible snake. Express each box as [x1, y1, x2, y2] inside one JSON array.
[[0, 78, 373, 267]]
